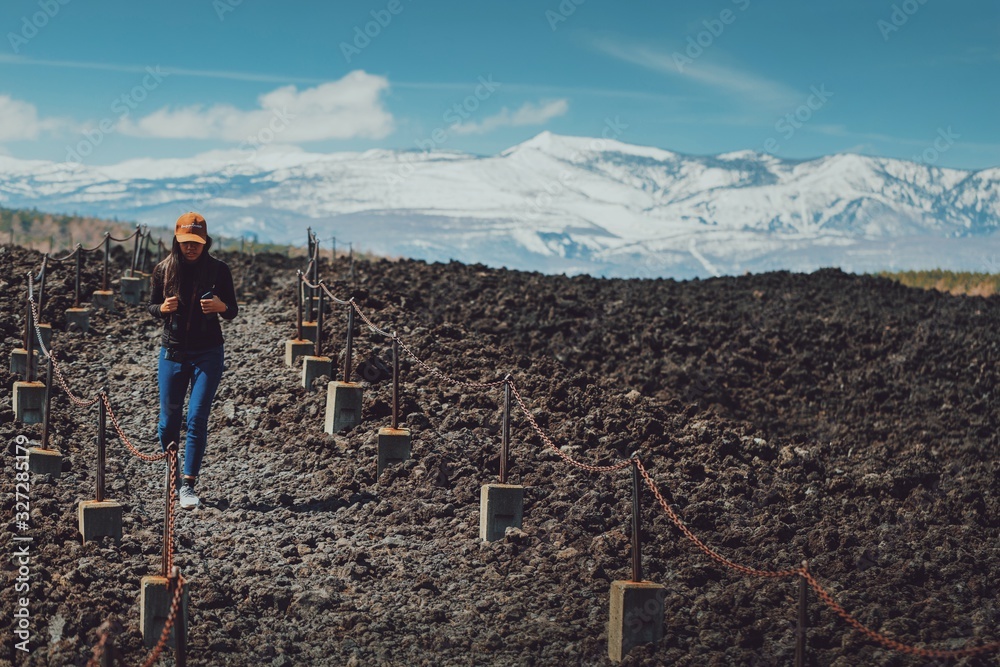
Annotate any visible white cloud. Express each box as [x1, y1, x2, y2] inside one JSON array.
[[120, 71, 394, 143], [450, 99, 569, 136], [0, 95, 69, 141], [591, 37, 800, 109]]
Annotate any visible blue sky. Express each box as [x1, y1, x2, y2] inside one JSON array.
[[0, 0, 997, 169]]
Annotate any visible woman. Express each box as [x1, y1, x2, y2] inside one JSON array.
[[148, 212, 238, 509]]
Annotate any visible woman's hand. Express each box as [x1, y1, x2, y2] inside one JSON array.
[[200, 295, 227, 314], [160, 296, 179, 314]]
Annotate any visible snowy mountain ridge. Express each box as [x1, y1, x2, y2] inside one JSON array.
[[1, 132, 998, 278]]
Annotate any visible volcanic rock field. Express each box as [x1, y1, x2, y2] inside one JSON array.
[[1, 243, 998, 666]]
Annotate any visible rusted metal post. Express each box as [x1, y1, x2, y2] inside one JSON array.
[[295, 271, 304, 340], [795, 561, 808, 667], [41, 356, 54, 449], [631, 458, 643, 582], [331, 236, 336, 264], [172, 566, 187, 667], [129, 226, 142, 276], [391, 334, 400, 430], [96, 389, 107, 503], [305, 229, 315, 323], [315, 282, 325, 358], [101, 234, 110, 291], [38, 255, 48, 315], [343, 305, 355, 383], [500, 376, 511, 484], [74, 243, 83, 308]]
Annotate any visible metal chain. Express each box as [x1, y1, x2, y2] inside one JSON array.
[[108, 228, 140, 243], [396, 335, 508, 389], [508, 381, 634, 472], [101, 393, 168, 462], [27, 282, 103, 408], [634, 458, 801, 578], [166, 450, 177, 574], [351, 300, 392, 337], [77, 237, 108, 253], [46, 245, 81, 264], [315, 280, 351, 306], [801, 569, 1000, 658]]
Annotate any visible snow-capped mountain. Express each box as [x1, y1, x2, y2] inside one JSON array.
[[1, 132, 998, 278]]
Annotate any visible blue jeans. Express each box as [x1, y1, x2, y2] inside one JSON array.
[[157, 345, 225, 479]]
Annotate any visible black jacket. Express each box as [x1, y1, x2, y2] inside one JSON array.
[[147, 254, 238, 351]]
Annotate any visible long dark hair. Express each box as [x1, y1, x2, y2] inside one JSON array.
[[158, 236, 213, 299]]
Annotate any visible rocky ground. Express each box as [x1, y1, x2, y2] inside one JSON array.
[[1, 244, 998, 666]]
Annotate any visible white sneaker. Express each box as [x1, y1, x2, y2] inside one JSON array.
[[179, 482, 201, 510]]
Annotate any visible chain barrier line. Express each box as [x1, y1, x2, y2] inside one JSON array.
[[166, 448, 177, 574], [802, 569, 1000, 659], [101, 393, 168, 463], [80, 238, 107, 253], [396, 334, 508, 390], [46, 245, 81, 264], [27, 281, 103, 408], [350, 300, 392, 337], [108, 228, 141, 243], [508, 381, 634, 473], [634, 458, 801, 578]]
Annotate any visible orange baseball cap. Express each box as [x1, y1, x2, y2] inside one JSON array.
[[175, 212, 208, 244]]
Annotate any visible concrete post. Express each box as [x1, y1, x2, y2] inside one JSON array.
[[300, 321, 318, 343], [9, 349, 39, 378], [13, 382, 46, 423], [323, 381, 363, 434], [65, 307, 90, 333], [78, 500, 123, 543], [140, 575, 189, 649], [284, 339, 314, 367], [120, 275, 144, 305], [301, 355, 333, 391], [91, 290, 115, 312], [27, 447, 62, 477], [479, 483, 524, 542], [607, 580, 665, 662], [377, 427, 411, 475]]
